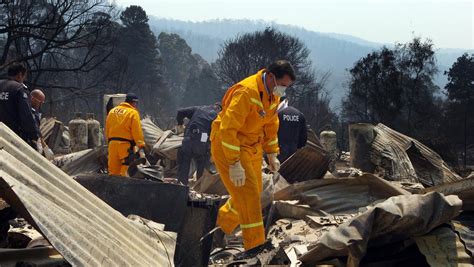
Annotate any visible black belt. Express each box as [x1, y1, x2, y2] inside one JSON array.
[[108, 137, 136, 147]]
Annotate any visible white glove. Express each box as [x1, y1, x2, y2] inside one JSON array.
[[138, 148, 146, 159], [36, 141, 43, 154], [44, 146, 54, 160], [229, 161, 246, 187], [267, 153, 280, 172], [175, 124, 185, 135]]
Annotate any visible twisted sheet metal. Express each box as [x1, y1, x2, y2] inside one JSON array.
[[274, 173, 410, 215], [0, 122, 176, 266], [371, 123, 462, 186]]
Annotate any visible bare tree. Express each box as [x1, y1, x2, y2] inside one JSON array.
[[0, 0, 116, 87]]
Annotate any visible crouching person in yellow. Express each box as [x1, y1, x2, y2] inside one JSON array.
[[105, 93, 146, 176], [211, 60, 296, 250]]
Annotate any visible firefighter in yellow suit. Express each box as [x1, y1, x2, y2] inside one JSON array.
[[211, 60, 296, 250], [105, 93, 146, 176]]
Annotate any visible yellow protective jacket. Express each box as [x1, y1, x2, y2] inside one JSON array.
[[105, 102, 145, 148], [211, 69, 280, 164]]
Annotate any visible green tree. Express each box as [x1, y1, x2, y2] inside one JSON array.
[[342, 47, 402, 126], [116, 5, 166, 117], [342, 38, 440, 141], [396, 38, 439, 136], [445, 53, 474, 167], [158, 32, 222, 110], [182, 64, 223, 107]]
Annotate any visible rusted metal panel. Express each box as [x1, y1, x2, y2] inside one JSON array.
[[0, 122, 176, 266], [415, 226, 473, 266], [299, 192, 463, 266], [40, 117, 69, 154], [54, 146, 107, 176], [422, 176, 474, 210], [350, 123, 462, 187], [279, 143, 330, 183], [274, 173, 410, 215], [374, 123, 462, 186]]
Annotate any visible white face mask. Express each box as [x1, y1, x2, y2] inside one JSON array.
[[272, 76, 287, 97]]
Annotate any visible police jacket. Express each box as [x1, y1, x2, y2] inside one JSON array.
[[0, 79, 39, 142], [278, 106, 307, 160], [177, 105, 218, 143]]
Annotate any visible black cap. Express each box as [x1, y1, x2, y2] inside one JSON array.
[[125, 93, 139, 103]]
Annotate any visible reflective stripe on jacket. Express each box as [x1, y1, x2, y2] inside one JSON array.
[[211, 69, 280, 164]]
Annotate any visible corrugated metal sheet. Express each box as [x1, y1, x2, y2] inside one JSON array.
[[39, 117, 59, 143], [53, 146, 107, 176], [141, 117, 164, 148], [299, 192, 463, 266], [40, 117, 69, 154], [451, 212, 474, 257], [0, 122, 176, 266], [415, 226, 473, 266], [422, 176, 474, 211], [371, 123, 462, 186], [141, 118, 182, 160], [279, 143, 330, 183], [274, 173, 410, 215]]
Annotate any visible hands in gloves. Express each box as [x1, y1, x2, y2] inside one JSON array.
[[267, 153, 280, 172], [229, 161, 246, 187]]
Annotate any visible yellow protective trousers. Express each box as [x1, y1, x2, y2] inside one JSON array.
[[108, 141, 131, 176], [211, 135, 264, 250]]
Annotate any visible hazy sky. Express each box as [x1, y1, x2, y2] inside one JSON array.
[[115, 0, 473, 49]]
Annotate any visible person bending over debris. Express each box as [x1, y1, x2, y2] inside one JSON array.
[[30, 89, 54, 160], [175, 103, 221, 184], [210, 60, 296, 250], [0, 63, 40, 147], [277, 96, 307, 162], [105, 93, 146, 176]]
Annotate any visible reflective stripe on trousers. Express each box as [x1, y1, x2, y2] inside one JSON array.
[[211, 136, 265, 250]]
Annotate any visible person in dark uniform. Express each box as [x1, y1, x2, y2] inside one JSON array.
[[30, 89, 45, 132], [175, 102, 221, 184], [0, 63, 40, 147], [30, 89, 54, 160], [277, 97, 307, 162]]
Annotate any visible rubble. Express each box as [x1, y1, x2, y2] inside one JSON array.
[[299, 192, 462, 266], [422, 175, 474, 210], [7, 218, 44, 248], [0, 122, 177, 266], [320, 130, 337, 172], [274, 173, 410, 215], [142, 117, 183, 161], [2, 110, 473, 266], [349, 123, 462, 187], [192, 169, 228, 195], [279, 131, 330, 183], [415, 226, 473, 266], [39, 117, 70, 154], [53, 146, 107, 176]]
